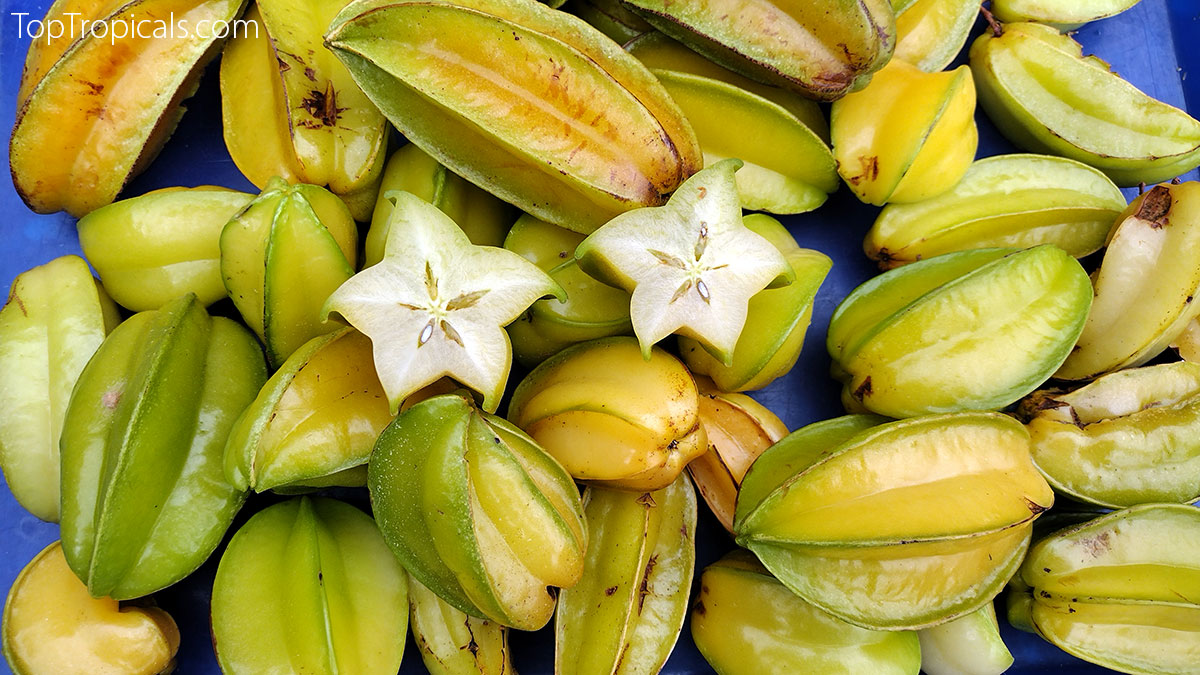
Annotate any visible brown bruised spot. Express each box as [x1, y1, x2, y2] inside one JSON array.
[[277, 56, 291, 73], [693, 600, 706, 616], [637, 555, 659, 614], [1081, 531, 1112, 558], [78, 79, 104, 95], [102, 389, 122, 410], [301, 82, 348, 128], [604, 585, 618, 596], [304, 67, 317, 82], [1023, 497, 1050, 516], [852, 376, 872, 401], [1137, 185, 1172, 227], [636, 493, 657, 508], [697, 186, 707, 199]]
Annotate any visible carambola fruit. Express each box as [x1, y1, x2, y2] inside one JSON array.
[[0, 256, 119, 522], [210, 497, 408, 675], [735, 413, 1054, 629], [970, 21, 1200, 186], [370, 393, 587, 631], [408, 573, 512, 675], [992, 0, 1144, 31], [892, 0, 979, 73], [326, 0, 702, 233], [917, 604, 1013, 675], [508, 337, 706, 491], [569, 0, 653, 44], [828, 246, 1092, 418], [60, 293, 266, 599]]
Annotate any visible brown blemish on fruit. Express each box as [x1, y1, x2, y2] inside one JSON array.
[[852, 376, 872, 401], [300, 82, 348, 128], [1137, 185, 1172, 227], [1023, 497, 1049, 515], [604, 585, 618, 596], [693, 600, 706, 616], [636, 493, 657, 508], [8, 291, 26, 317], [102, 389, 122, 410], [637, 554, 659, 614], [1081, 531, 1112, 558]]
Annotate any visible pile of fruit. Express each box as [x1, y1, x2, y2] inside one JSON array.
[[3, 0, 1200, 673]]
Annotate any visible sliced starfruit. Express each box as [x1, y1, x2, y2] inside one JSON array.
[[59, 294, 265, 600], [828, 246, 1092, 418], [77, 186, 254, 311], [409, 573, 511, 675], [1020, 362, 1200, 507], [2, 542, 179, 675], [10, 0, 245, 216], [324, 191, 561, 414], [371, 393, 587, 631], [620, 0, 896, 101], [508, 337, 706, 491], [211, 497, 408, 674], [1010, 504, 1200, 674], [224, 328, 392, 493], [992, 0, 1144, 31], [556, 474, 697, 675], [504, 214, 632, 366], [364, 144, 517, 266], [576, 160, 792, 363], [736, 413, 1054, 629], [569, 0, 653, 44], [679, 214, 829, 391], [691, 550, 922, 675], [220, 1, 387, 220], [892, 0, 979, 72], [0, 256, 118, 522], [326, 0, 702, 233], [865, 154, 1127, 269], [970, 21, 1200, 186], [831, 58, 978, 206], [687, 378, 787, 533], [917, 604, 1013, 675], [1057, 182, 1200, 380], [221, 177, 357, 366]]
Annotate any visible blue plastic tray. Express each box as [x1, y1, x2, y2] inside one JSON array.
[[2, 1, 1198, 673]]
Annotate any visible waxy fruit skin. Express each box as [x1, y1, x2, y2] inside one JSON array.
[[0, 255, 119, 522], [59, 293, 266, 600], [509, 337, 707, 491], [992, 0, 1144, 31], [326, 0, 702, 234], [78, 186, 254, 311], [10, 0, 246, 216], [971, 22, 1200, 186], [210, 497, 408, 675], [736, 413, 1054, 630], [408, 573, 512, 675], [370, 393, 587, 631], [691, 550, 921, 674], [619, 0, 896, 101], [556, 474, 697, 675], [3, 542, 180, 675], [1020, 362, 1200, 508], [828, 245, 1092, 418], [1010, 504, 1200, 674], [917, 604, 1013, 675], [892, 0, 979, 73]]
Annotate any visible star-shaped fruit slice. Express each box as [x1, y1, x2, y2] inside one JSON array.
[[323, 191, 563, 413], [575, 159, 793, 364]]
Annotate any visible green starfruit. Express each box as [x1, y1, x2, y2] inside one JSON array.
[[409, 573, 511, 675], [917, 604, 1013, 675], [569, 0, 653, 44], [992, 0, 1144, 31]]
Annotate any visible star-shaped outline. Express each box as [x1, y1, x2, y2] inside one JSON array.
[[576, 159, 792, 365], [323, 190, 563, 413]]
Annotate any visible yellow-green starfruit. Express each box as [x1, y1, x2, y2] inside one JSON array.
[[60, 293, 266, 599], [370, 393, 587, 631], [569, 0, 653, 44], [917, 604, 1013, 675], [892, 0, 979, 72], [408, 573, 511, 675], [1174, 318, 1200, 362], [992, 0, 1144, 31]]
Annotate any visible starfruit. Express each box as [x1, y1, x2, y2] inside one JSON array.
[[220, 1, 388, 220], [1009, 504, 1200, 674], [679, 215, 829, 391], [77, 186, 254, 311], [619, 0, 896, 101], [2, 542, 179, 675], [210, 497, 408, 674], [326, 0, 702, 233], [1057, 182, 1200, 381], [365, 144, 517, 266], [1174, 318, 1200, 362], [504, 214, 632, 366], [221, 177, 358, 366], [892, 0, 979, 72], [0, 256, 119, 522], [828, 246, 1092, 418], [970, 21, 1200, 186], [556, 474, 697, 675], [917, 604, 1013, 675], [409, 573, 511, 675], [735, 413, 1054, 629], [688, 378, 787, 532], [1019, 362, 1200, 508], [60, 293, 266, 600], [570, 0, 653, 44], [865, 154, 1127, 269], [992, 0, 1144, 31], [831, 58, 978, 205], [10, 0, 245, 216], [224, 328, 392, 493], [691, 550, 922, 674], [508, 337, 706, 491], [370, 393, 587, 631]]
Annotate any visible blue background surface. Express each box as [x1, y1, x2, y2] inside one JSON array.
[[1, 1, 1198, 673]]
